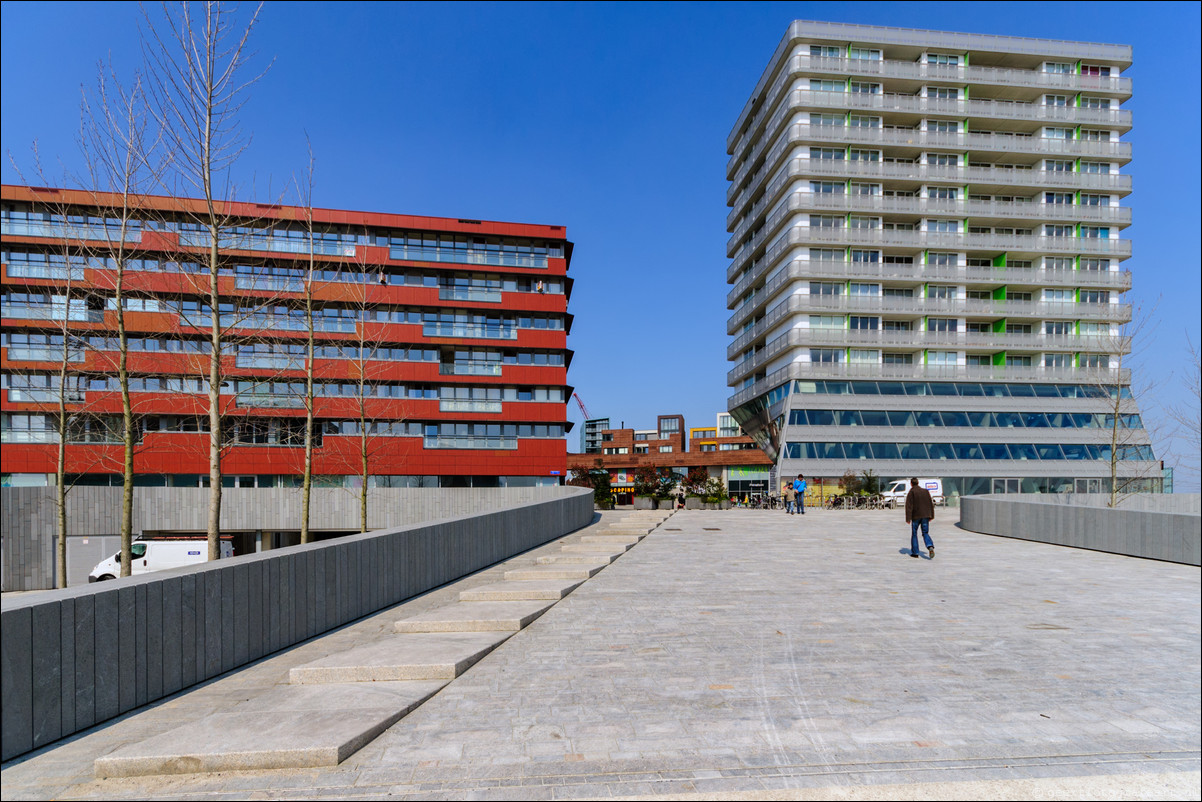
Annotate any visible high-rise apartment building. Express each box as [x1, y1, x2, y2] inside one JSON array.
[[1, 185, 572, 488], [725, 22, 1158, 499]]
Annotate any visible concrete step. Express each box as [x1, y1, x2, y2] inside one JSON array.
[[93, 681, 445, 777], [504, 563, 606, 581], [289, 631, 510, 684], [561, 542, 632, 554], [535, 552, 618, 565], [605, 525, 654, 533], [459, 579, 583, 602], [393, 600, 555, 633], [581, 535, 641, 545]]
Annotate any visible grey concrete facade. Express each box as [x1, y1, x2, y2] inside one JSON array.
[[724, 22, 1155, 494], [1, 486, 583, 591], [960, 493, 1201, 564], [0, 486, 592, 761]]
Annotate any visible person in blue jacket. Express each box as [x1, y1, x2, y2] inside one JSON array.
[[791, 474, 807, 515]]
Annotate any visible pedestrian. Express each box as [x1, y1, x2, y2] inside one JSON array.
[[784, 482, 796, 514], [904, 477, 935, 559], [791, 474, 807, 515]]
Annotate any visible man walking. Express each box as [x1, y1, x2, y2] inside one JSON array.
[[904, 477, 935, 558], [792, 474, 807, 515]]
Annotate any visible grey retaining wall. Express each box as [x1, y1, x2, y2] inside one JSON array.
[[960, 493, 1201, 566], [2, 486, 581, 591], [0, 486, 593, 762]]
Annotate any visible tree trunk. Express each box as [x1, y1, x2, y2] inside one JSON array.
[[206, 223, 223, 560]]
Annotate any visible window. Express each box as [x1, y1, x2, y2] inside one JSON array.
[[1080, 161, 1110, 174], [884, 288, 914, 299], [1043, 62, 1072, 74], [1005, 291, 1032, 302], [810, 181, 844, 194], [810, 348, 844, 363], [849, 283, 880, 296], [809, 248, 844, 262], [1081, 354, 1110, 368], [1044, 353, 1072, 368], [1081, 290, 1110, 304], [927, 119, 960, 133], [809, 214, 843, 228], [849, 81, 881, 94], [849, 349, 879, 363], [928, 219, 959, 233], [810, 45, 841, 58], [848, 47, 881, 60], [1043, 94, 1070, 105], [849, 316, 879, 330], [810, 147, 845, 161], [1080, 64, 1111, 77], [927, 153, 958, 167], [966, 291, 991, 301], [809, 315, 843, 328], [1080, 194, 1110, 206], [1044, 224, 1074, 237], [658, 445, 673, 453], [850, 250, 879, 263], [810, 112, 844, 127], [1006, 355, 1033, 367], [883, 320, 912, 331], [1045, 159, 1074, 172], [1079, 97, 1111, 110], [927, 285, 956, 299], [927, 351, 957, 366], [1044, 289, 1073, 303], [1045, 321, 1073, 336], [928, 186, 958, 200], [1045, 256, 1074, 270], [1045, 192, 1073, 204], [927, 318, 958, 332], [848, 216, 880, 229], [850, 182, 881, 195], [809, 282, 842, 296], [1006, 323, 1032, 334], [884, 352, 914, 364], [1080, 226, 1110, 238], [1043, 127, 1073, 139], [927, 86, 961, 100], [966, 354, 991, 366], [1081, 258, 1110, 271], [849, 115, 881, 128], [927, 53, 960, 66], [1079, 129, 1110, 142], [809, 79, 844, 92], [849, 149, 880, 162]]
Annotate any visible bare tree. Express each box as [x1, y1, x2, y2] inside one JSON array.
[[1166, 335, 1201, 488], [142, 0, 270, 560]]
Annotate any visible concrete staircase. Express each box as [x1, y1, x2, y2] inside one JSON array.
[[93, 510, 672, 778]]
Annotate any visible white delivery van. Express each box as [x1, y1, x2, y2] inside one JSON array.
[[882, 478, 945, 507], [88, 538, 233, 582]]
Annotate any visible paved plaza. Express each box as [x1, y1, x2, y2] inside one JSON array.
[[1, 509, 1198, 799]]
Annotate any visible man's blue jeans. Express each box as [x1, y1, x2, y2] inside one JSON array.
[[911, 518, 933, 555]]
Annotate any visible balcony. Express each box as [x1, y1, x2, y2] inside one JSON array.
[[233, 394, 306, 409], [728, 328, 1130, 383], [439, 362, 504, 376], [1, 305, 105, 323], [439, 399, 503, 413], [730, 224, 1130, 280], [7, 388, 86, 404], [728, 257, 1131, 310], [729, 292, 1130, 342], [1, 219, 142, 243], [3, 263, 87, 281], [422, 323, 518, 340], [728, 361, 1131, 409], [423, 435, 518, 450], [390, 244, 548, 269], [178, 232, 356, 258], [5, 347, 86, 363], [438, 287, 504, 303], [234, 354, 302, 370], [180, 314, 358, 334], [233, 276, 306, 293], [730, 52, 1132, 154]]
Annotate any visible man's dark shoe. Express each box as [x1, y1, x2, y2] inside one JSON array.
[[910, 552, 919, 558], [928, 547, 935, 559]]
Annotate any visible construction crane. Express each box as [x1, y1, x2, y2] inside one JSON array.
[[571, 391, 591, 420]]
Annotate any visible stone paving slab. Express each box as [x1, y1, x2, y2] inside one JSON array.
[[559, 542, 632, 554], [289, 631, 512, 683], [458, 579, 584, 602], [580, 534, 641, 545], [503, 563, 608, 581], [394, 601, 556, 633], [535, 552, 619, 565], [93, 681, 446, 777]]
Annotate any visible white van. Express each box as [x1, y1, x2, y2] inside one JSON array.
[[882, 478, 945, 507], [88, 538, 233, 582]]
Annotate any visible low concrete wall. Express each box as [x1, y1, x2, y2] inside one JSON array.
[[0, 486, 593, 761], [960, 494, 1201, 566], [2, 486, 579, 591]]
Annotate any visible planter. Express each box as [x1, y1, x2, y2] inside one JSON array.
[[720, 500, 732, 509], [702, 502, 716, 510], [634, 496, 655, 510], [657, 500, 674, 510], [685, 497, 703, 510]]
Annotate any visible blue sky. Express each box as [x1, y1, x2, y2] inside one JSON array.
[[2, 1, 1199, 483]]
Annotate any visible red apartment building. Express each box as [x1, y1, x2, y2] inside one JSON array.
[[1, 185, 572, 488]]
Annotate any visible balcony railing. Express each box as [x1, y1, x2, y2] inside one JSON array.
[[423, 435, 518, 450], [234, 354, 302, 370], [233, 394, 306, 409], [438, 287, 504, 303], [0, 430, 58, 443], [730, 52, 1132, 153], [728, 257, 1131, 310], [389, 244, 548, 269], [728, 361, 1130, 409], [439, 399, 503, 413], [233, 276, 306, 293], [7, 388, 86, 404], [1, 305, 105, 323], [179, 314, 358, 334], [178, 232, 356, 257], [439, 362, 504, 376], [422, 323, 518, 340], [3, 263, 87, 281], [1, 219, 142, 243], [5, 347, 86, 363]]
